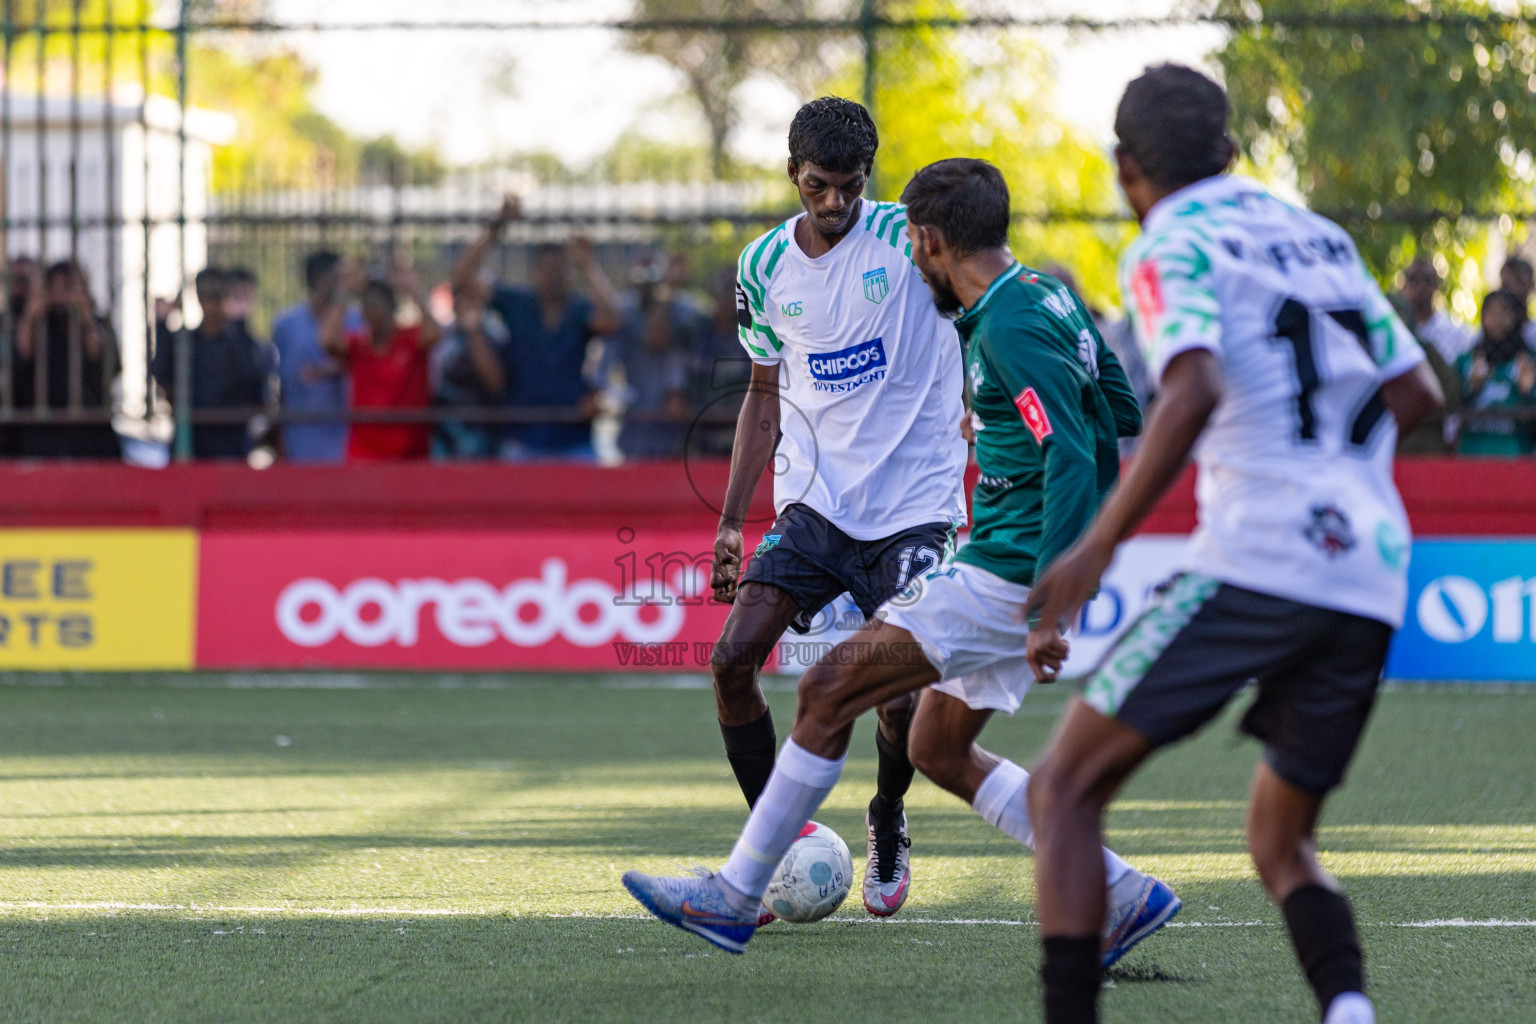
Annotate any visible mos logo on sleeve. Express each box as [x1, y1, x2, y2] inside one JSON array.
[[862, 267, 889, 305], [1014, 387, 1054, 444]]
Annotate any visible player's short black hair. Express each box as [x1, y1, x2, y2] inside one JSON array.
[[1115, 64, 1235, 190], [788, 97, 878, 175], [227, 266, 256, 287], [304, 251, 341, 289], [1503, 255, 1534, 280], [899, 158, 1011, 256]]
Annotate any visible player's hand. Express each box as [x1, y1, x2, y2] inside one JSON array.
[[960, 409, 975, 444], [1026, 627, 1070, 683], [712, 524, 744, 603], [1024, 538, 1114, 681]]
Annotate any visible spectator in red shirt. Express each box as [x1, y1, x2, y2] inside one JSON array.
[[321, 265, 443, 461]]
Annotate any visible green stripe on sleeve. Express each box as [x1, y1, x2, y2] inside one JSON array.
[[753, 323, 783, 352], [762, 237, 789, 282]]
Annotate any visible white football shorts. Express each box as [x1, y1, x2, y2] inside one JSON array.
[[878, 561, 1036, 714]]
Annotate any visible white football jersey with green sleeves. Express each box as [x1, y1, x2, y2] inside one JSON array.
[[1120, 175, 1426, 628], [735, 200, 967, 541]]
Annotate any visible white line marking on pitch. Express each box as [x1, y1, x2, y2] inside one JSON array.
[[0, 903, 1531, 929]]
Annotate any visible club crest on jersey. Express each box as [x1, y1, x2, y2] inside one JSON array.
[[1303, 504, 1356, 559], [862, 267, 889, 305], [1014, 387, 1053, 444], [807, 338, 888, 392]]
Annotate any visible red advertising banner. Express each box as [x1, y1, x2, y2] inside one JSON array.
[[196, 530, 734, 671]]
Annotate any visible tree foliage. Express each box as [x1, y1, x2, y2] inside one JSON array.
[[822, 0, 1127, 306], [1213, 0, 1536, 311], [0, 0, 441, 194], [625, 0, 842, 178]]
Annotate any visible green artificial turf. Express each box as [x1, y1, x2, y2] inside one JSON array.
[[0, 674, 1531, 1022]]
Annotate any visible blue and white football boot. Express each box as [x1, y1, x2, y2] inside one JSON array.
[[621, 870, 758, 954], [1101, 874, 1182, 968]]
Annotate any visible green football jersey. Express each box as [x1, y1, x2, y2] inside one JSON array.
[[952, 263, 1142, 587]]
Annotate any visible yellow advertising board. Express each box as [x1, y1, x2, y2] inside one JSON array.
[[0, 530, 196, 670]]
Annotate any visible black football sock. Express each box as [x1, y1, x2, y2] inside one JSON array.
[[871, 727, 915, 822], [1041, 935, 1101, 1024], [720, 709, 777, 809], [1282, 884, 1365, 1015]]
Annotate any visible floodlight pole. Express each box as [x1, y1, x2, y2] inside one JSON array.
[[860, 0, 878, 200]]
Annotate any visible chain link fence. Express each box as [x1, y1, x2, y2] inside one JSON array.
[[1, 2, 1529, 463]]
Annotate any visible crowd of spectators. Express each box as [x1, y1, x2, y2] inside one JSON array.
[[2, 219, 1534, 463], [1391, 255, 1536, 457]]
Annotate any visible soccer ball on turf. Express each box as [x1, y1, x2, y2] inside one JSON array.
[[764, 821, 853, 923]]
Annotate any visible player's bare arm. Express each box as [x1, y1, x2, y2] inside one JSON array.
[[712, 361, 781, 602], [1382, 360, 1444, 435], [1025, 347, 1223, 680]]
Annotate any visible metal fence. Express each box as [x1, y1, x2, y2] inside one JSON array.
[[0, 2, 1529, 464]]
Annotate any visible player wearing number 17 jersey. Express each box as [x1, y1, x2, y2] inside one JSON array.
[[1023, 65, 1444, 1024]]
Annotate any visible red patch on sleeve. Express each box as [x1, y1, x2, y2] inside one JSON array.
[[1014, 387, 1053, 444], [1130, 261, 1164, 328]]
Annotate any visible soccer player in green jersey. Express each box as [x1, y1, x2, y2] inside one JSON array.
[[622, 158, 1180, 964]]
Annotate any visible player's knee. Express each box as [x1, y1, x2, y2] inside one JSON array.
[[710, 621, 769, 686], [907, 731, 963, 795], [795, 660, 859, 733], [1246, 826, 1314, 898], [875, 692, 916, 737], [1028, 756, 1096, 825]]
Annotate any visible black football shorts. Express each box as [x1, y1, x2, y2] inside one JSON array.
[[739, 503, 957, 634], [1079, 573, 1393, 795]]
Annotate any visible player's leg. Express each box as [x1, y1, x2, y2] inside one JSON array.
[[1030, 576, 1279, 1021], [623, 618, 938, 951], [1240, 611, 1392, 1024], [849, 521, 956, 911], [712, 505, 847, 808], [862, 691, 917, 914], [907, 686, 1166, 963], [1029, 700, 1157, 1022], [1247, 765, 1375, 1024], [906, 687, 996, 803], [710, 581, 806, 807]]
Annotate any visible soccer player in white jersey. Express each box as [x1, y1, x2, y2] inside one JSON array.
[[1022, 65, 1444, 1024], [707, 97, 967, 917]]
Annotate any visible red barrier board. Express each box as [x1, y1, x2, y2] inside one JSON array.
[[197, 529, 734, 671]]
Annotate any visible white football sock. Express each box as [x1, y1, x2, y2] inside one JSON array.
[[718, 738, 845, 911], [1323, 992, 1374, 1024], [970, 759, 1140, 890]]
